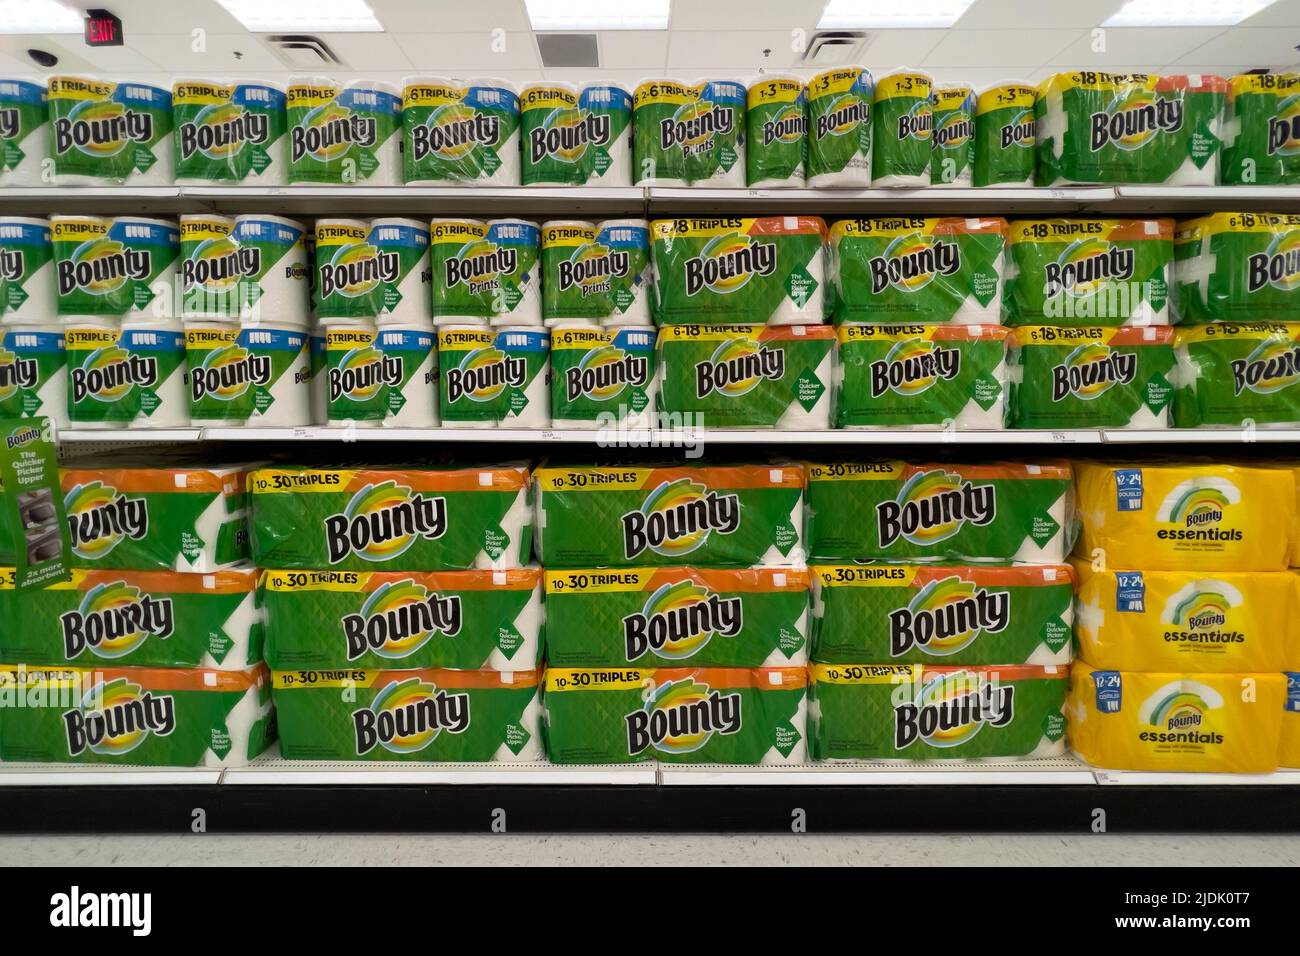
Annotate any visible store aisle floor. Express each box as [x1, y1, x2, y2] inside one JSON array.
[[2, 833, 1297, 867]]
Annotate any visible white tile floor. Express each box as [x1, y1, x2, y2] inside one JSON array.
[[1, 833, 1297, 866]]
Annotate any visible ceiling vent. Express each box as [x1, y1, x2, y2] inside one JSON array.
[[801, 30, 869, 65], [265, 34, 343, 69], [537, 33, 600, 69]]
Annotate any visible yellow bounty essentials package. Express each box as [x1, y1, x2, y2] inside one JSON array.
[[1069, 660, 1284, 773], [1073, 461, 1295, 572]]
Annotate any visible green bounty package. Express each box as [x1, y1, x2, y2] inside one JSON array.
[[0, 79, 48, 186], [810, 564, 1073, 665], [834, 323, 1009, 429], [0, 566, 261, 668], [550, 325, 656, 427], [746, 75, 806, 187], [172, 80, 287, 184], [249, 465, 532, 571], [53, 215, 179, 317], [1173, 322, 1300, 428], [520, 82, 629, 186], [1036, 71, 1226, 186], [1222, 73, 1300, 185], [650, 216, 827, 325], [544, 566, 810, 668], [65, 321, 186, 427], [438, 326, 549, 427], [260, 567, 541, 670], [287, 79, 401, 185], [0, 325, 66, 423], [805, 459, 1074, 564], [1004, 218, 1174, 326], [534, 463, 806, 568], [61, 461, 251, 571], [403, 77, 520, 185], [542, 220, 652, 325], [806, 66, 873, 188], [0, 217, 54, 320], [185, 322, 309, 425], [973, 82, 1036, 186], [828, 217, 1005, 324], [809, 663, 1068, 760], [0, 663, 273, 767], [656, 324, 835, 428], [633, 78, 746, 186], [930, 84, 975, 186], [430, 219, 540, 323], [47, 75, 173, 185], [1007, 325, 1176, 428], [872, 70, 932, 186], [1174, 212, 1300, 324], [543, 666, 807, 764], [273, 667, 542, 761]]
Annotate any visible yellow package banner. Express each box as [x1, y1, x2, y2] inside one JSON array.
[[1073, 461, 1296, 572], [1069, 661, 1284, 773], [1072, 559, 1299, 672]]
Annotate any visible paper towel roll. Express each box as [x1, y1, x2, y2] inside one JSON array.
[[243, 320, 311, 426], [173, 79, 288, 186], [120, 315, 188, 427], [632, 78, 692, 186], [541, 220, 601, 325], [124, 81, 175, 186], [51, 216, 117, 318], [579, 81, 633, 187], [179, 213, 238, 319], [287, 78, 401, 185], [930, 84, 976, 187], [746, 73, 807, 187], [370, 217, 433, 326], [465, 78, 521, 186], [112, 216, 180, 320], [235, 80, 289, 186], [0, 217, 54, 324], [232, 214, 310, 326], [0, 323, 66, 428], [48, 78, 173, 185], [598, 219, 654, 326], [485, 218, 542, 326], [62, 317, 123, 430], [378, 320, 439, 428], [1163, 74, 1225, 186], [690, 78, 747, 187], [973, 81, 1036, 186], [314, 218, 378, 320], [806, 66, 874, 188], [437, 323, 497, 429], [348, 80, 402, 186], [550, 324, 656, 429], [498, 325, 550, 427], [323, 317, 383, 428], [519, 82, 583, 186], [0, 79, 47, 187], [429, 218, 493, 324], [872, 68, 933, 187]]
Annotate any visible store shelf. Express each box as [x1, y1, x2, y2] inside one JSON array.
[[1093, 768, 1300, 786], [181, 185, 647, 216], [660, 756, 1096, 786], [1105, 186, 1300, 213], [0, 762, 221, 786], [58, 428, 203, 444], [0, 186, 185, 214], [1102, 427, 1300, 443], [648, 185, 1114, 214], [223, 754, 655, 786]]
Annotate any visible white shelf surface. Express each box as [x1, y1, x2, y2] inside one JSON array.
[[59, 428, 203, 444], [182, 185, 647, 215], [0, 762, 221, 786], [648, 186, 1114, 213], [1105, 186, 1300, 213], [223, 751, 656, 786], [660, 756, 1097, 786], [1092, 768, 1300, 786], [1102, 427, 1300, 443]]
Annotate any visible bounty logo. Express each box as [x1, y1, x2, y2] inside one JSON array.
[[1246, 232, 1300, 293], [0, 347, 37, 402], [761, 104, 807, 146], [71, 344, 158, 405], [63, 678, 175, 758], [1167, 485, 1231, 529], [557, 243, 628, 297], [1230, 338, 1300, 396], [444, 239, 516, 295], [1043, 239, 1134, 298], [323, 480, 447, 565], [328, 345, 401, 405], [622, 478, 740, 560], [888, 577, 1009, 658], [291, 102, 376, 163], [191, 343, 272, 404], [869, 338, 959, 398], [621, 580, 742, 662], [1144, 688, 1217, 734], [625, 677, 741, 756], [877, 469, 995, 550], [53, 99, 154, 159], [444, 346, 525, 404], [1090, 91, 1182, 152], [815, 94, 868, 140], [0, 248, 23, 282], [869, 233, 959, 295], [351, 677, 469, 756], [897, 100, 932, 142], [933, 112, 973, 149], [56, 238, 149, 299], [183, 236, 262, 293], [695, 337, 784, 399], [64, 481, 148, 561], [1267, 94, 1300, 156], [529, 106, 609, 165], [179, 103, 268, 161], [1170, 587, 1235, 633], [0, 108, 18, 141], [341, 579, 462, 662], [319, 242, 398, 300], [660, 100, 735, 157], [1000, 110, 1035, 149], [683, 232, 776, 297], [59, 581, 174, 660], [894, 671, 1015, 750], [566, 344, 647, 403], [412, 103, 500, 162], [1050, 342, 1135, 402]]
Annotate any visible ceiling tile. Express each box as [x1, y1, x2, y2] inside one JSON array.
[[957, 0, 1124, 29], [670, 0, 824, 32], [1173, 27, 1300, 68], [667, 29, 801, 72], [91, 0, 248, 34], [392, 32, 539, 72], [302, 33, 413, 72], [861, 29, 947, 69], [1049, 26, 1226, 66], [924, 29, 1083, 68], [44, 40, 165, 74], [370, 0, 532, 32], [931, 66, 1043, 88], [128, 33, 284, 73], [1241, 0, 1300, 27], [598, 30, 669, 70], [544, 68, 653, 85]]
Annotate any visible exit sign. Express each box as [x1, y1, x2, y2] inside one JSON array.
[[84, 9, 123, 47]]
